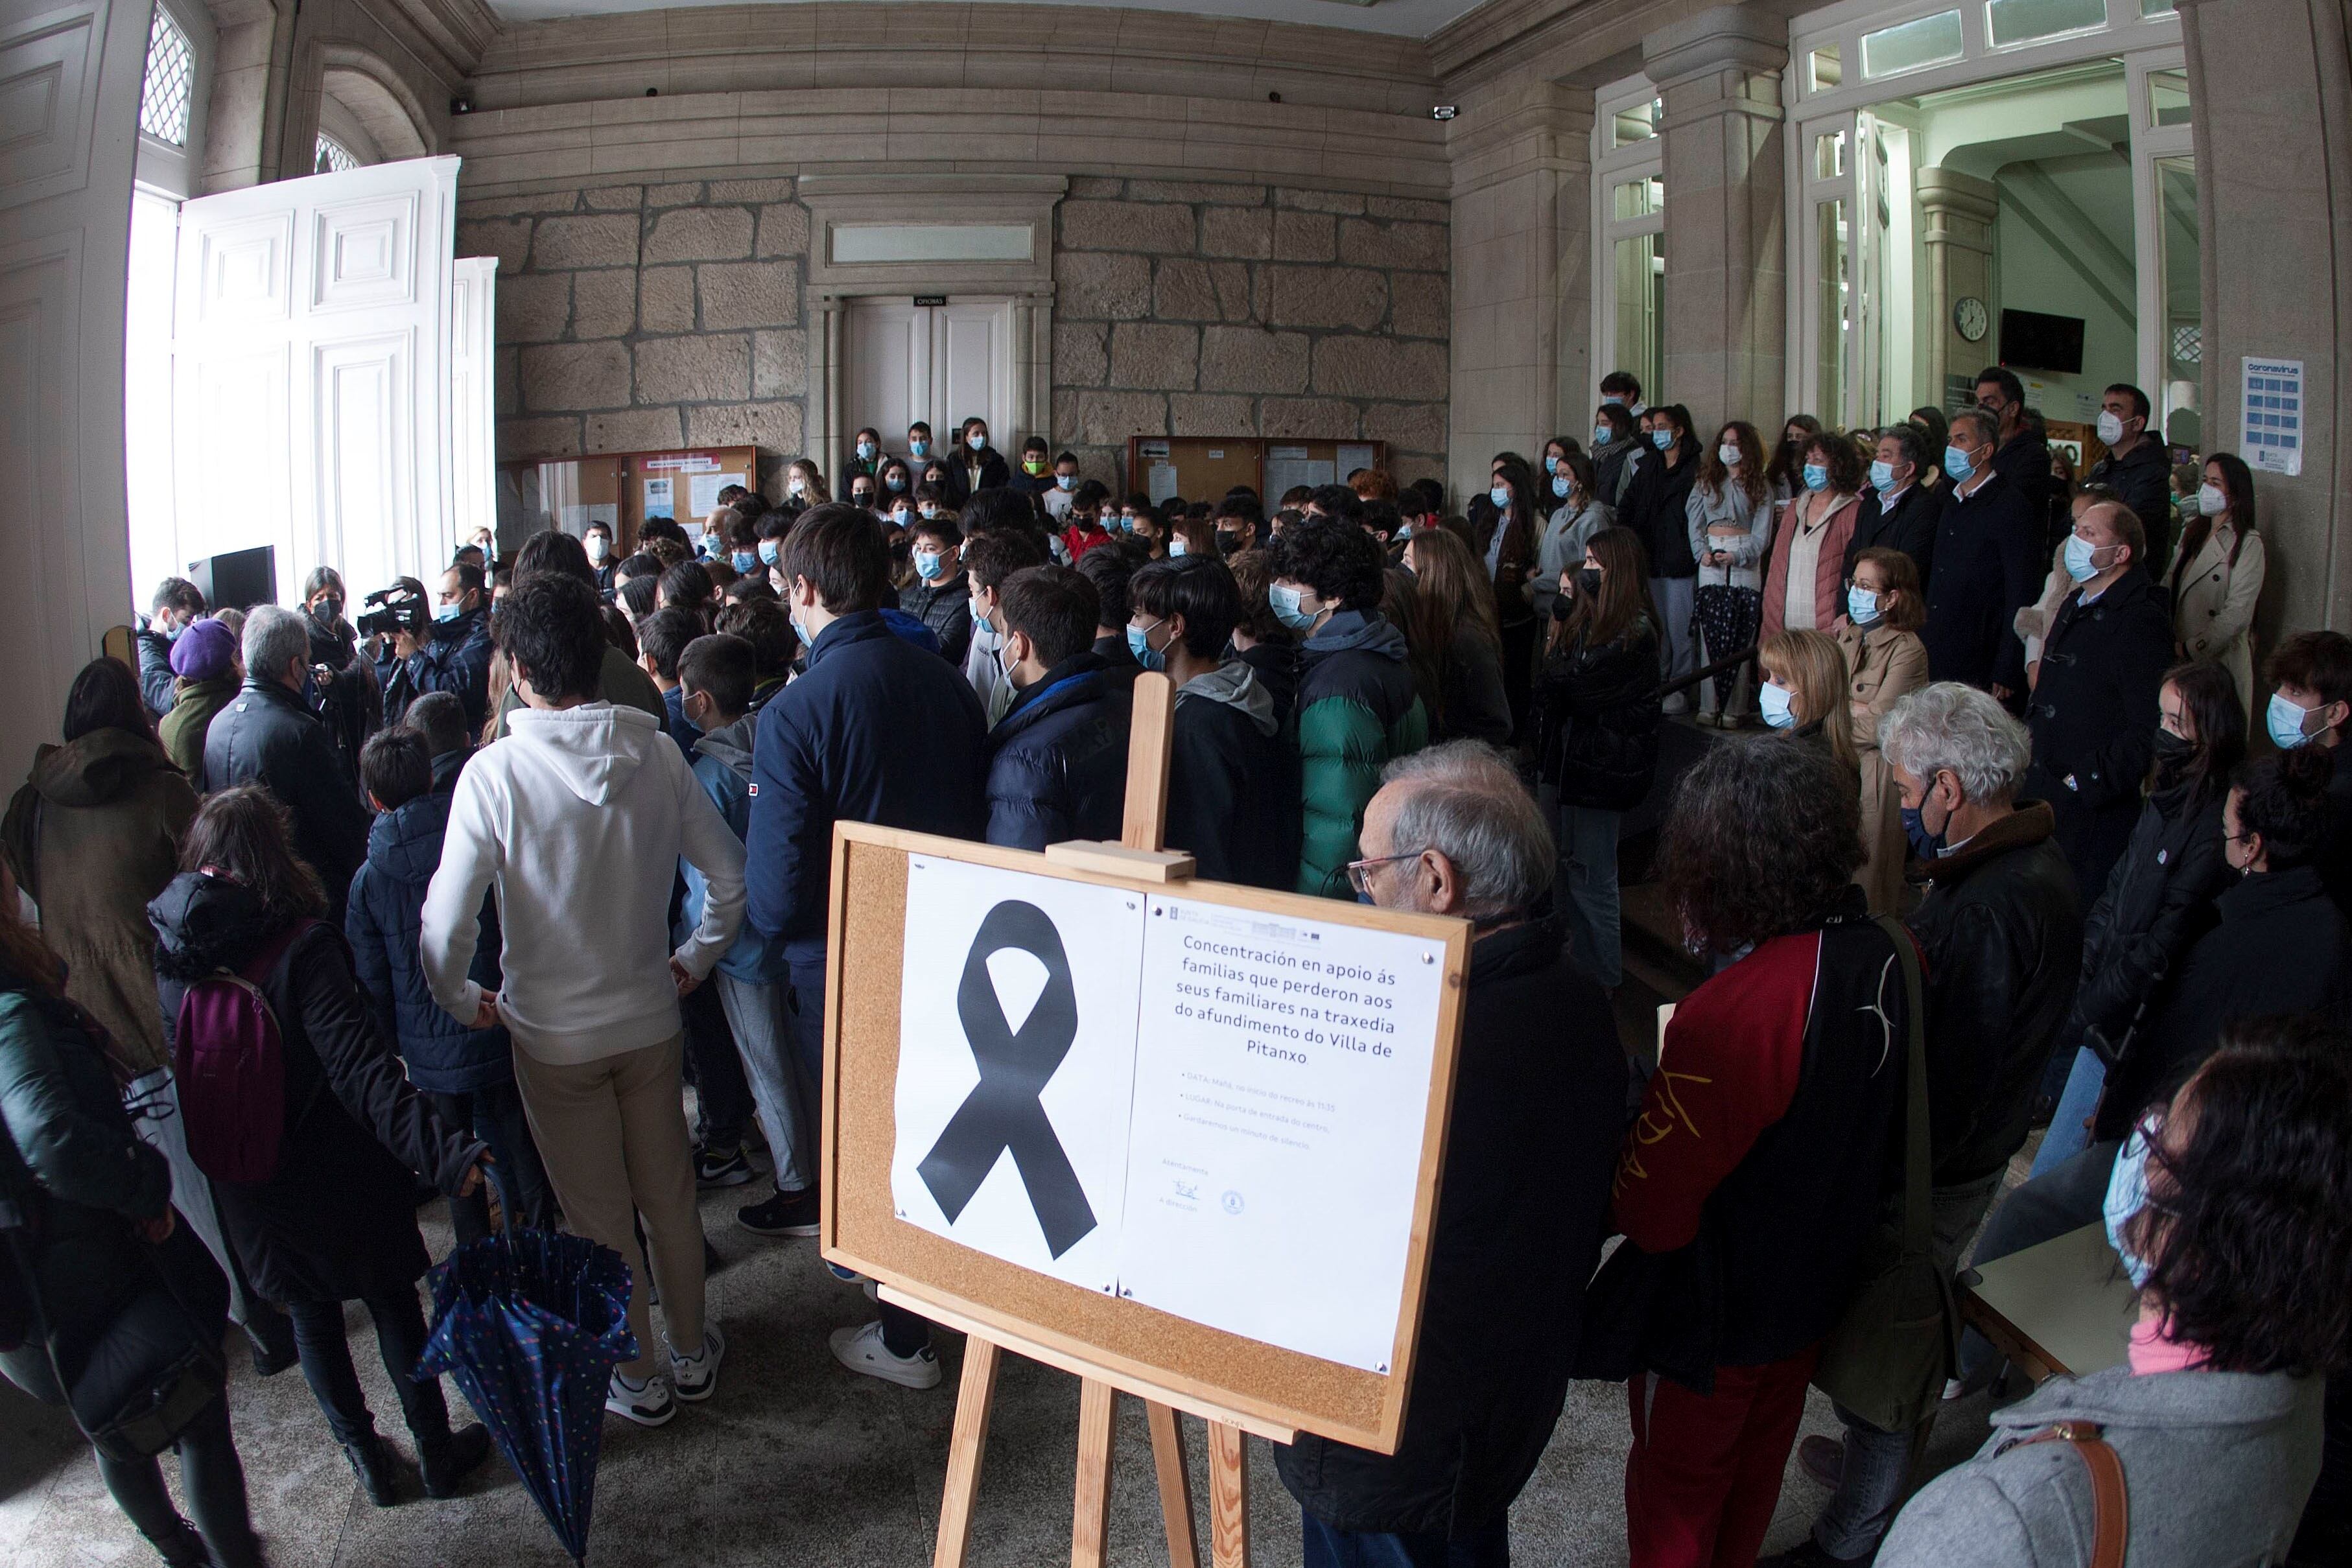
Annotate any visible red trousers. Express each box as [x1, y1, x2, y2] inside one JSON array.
[[1623, 1346, 1820, 1568]]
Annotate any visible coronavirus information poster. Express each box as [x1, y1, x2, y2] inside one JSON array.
[[2242, 357, 2304, 476], [889, 865, 1453, 1370]]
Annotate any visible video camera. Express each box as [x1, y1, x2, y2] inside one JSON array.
[[355, 584, 427, 641]]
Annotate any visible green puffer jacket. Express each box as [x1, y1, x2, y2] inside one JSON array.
[[1293, 611, 1429, 898]]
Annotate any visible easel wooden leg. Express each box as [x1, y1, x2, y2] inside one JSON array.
[[1073, 1377, 1117, 1568], [934, 1335, 1003, 1568], [1146, 1401, 1199, 1568], [1208, 1422, 1251, 1568]]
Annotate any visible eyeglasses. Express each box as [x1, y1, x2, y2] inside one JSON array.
[[1343, 851, 1420, 896]]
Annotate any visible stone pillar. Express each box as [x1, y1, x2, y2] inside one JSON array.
[[1914, 167, 1998, 411], [1645, 4, 1787, 428], [1444, 78, 1592, 506], [2180, 0, 2351, 633]]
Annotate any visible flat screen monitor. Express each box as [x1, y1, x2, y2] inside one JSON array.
[[187, 546, 276, 614], [1998, 309, 2085, 376]]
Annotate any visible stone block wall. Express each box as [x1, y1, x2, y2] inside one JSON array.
[[462, 177, 811, 497], [469, 172, 1449, 498], [1052, 178, 1452, 492]]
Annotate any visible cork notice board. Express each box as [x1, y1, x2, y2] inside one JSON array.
[[819, 823, 1472, 1453]]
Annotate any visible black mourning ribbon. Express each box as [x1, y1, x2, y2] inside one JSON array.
[[918, 900, 1099, 1258]]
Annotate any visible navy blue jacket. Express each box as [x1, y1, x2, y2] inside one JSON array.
[[747, 611, 988, 963], [344, 752, 509, 1094], [403, 609, 495, 734], [661, 683, 696, 759], [1922, 470, 2044, 693], [984, 653, 1131, 852]]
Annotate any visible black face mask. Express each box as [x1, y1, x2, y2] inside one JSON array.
[[2152, 726, 2196, 775], [1576, 568, 1603, 599], [1217, 530, 1246, 554], [312, 597, 342, 624]]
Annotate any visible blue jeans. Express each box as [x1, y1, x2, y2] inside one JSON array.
[[1556, 804, 1624, 990], [1302, 1514, 1509, 1568], [2031, 1047, 2106, 1177]]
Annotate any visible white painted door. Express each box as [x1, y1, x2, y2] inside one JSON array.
[[449, 255, 497, 548], [0, 0, 151, 790], [171, 154, 459, 606], [845, 295, 1015, 462]]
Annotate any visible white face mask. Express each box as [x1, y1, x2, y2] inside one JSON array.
[[788, 475, 806, 496], [2095, 410, 2128, 445], [2198, 483, 2228, 517], [585, 535, 609, 562], [1716, 443, 1741, 468]]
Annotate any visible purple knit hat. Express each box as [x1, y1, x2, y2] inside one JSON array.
[[169, 616, 237, 682]]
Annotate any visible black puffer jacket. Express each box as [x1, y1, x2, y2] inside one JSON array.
[[1275, 919, 1626, 1535], [148, 872, 480, 1305], [1536, 611, 1662, 812], [2069, 777, 2232, 1053], [202, 680, 373, 920], [1905, 802, 2084, 1185]]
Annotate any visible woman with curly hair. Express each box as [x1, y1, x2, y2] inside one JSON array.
[[1880, 1017, 2352, 1568], [1605, 737, 1914, 1568]]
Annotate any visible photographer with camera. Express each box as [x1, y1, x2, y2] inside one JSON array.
[[360, 578, 430, 730], [388, 565, 495, 735]]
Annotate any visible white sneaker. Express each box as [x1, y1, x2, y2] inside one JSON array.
[[829, 1320, 941, 1390], [669, 1322, 725, 1402], [605, 1368, 676, 1427]]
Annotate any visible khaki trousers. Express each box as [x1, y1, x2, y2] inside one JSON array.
[[512, 1033, 705, 1382]]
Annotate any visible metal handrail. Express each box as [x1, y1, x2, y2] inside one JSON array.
[[1662, 645, 1758, 701]]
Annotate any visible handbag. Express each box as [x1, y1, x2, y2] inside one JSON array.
[[1809, 914, 1959, 1433], [2014, 1421, 2128, 1568]]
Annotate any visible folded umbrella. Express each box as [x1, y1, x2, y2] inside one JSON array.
[[417, 1230, 637, 1562]]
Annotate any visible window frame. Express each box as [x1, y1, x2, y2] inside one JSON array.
[[134, 0, 213, 200], [1590, 73, 1668, 419]]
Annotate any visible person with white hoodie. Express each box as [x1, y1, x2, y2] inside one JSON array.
[[421, 569, 747, 1431]]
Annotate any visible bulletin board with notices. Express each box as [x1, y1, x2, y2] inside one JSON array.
[[1126, 438, 1388, 509], [495, 444, 764, 552]]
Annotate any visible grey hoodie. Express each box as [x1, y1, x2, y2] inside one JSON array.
[[1878, 1364, 2323, 1568], [1177, 661, 1278, 738]]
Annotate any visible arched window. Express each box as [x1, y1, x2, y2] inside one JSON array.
[[314, 135, 359, 175], [139, 8, 194, 148]]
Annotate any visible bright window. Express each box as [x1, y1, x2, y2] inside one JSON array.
[[314, 135, 359, 175], [1986, 0, 2107, 47], [139, 8, 194, 146], [1610, 98, 1663, 149], [1861, 10, 1964, 78]]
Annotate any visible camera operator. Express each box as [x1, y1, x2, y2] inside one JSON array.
[[362, 576, 432, 729], [405, 563, 495, 733]]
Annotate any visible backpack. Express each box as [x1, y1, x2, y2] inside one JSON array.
[[171, 922, 312, 1184]]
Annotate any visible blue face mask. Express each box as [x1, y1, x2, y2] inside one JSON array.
[[434, 601, 464, 624], [856, 441, 876, 461], [1055, 474, 1076, 491], [2268, 691, 2318, 749], [1802, 463, 1829, 493], [1651, 430, 1673, 451], [890, 509, 915, 530], [1127, 619, 1166, 672], [2064, 533, 2107, 583], [1869, 459, 1897, 491], [1847, 586, 1881, 626], [968, 433, 987, 451], [163, 618, 186, 642], [1551, 474, 1571, 498], [1168, 539, 1188, 558], [969, 606, 1002, 653], [1269, 584, 1317, 632], [1900, 791, 1947, 859], [2103, 1123, 2158, 1288], [1758, 681, 1796, 729], [1944, 445, 1975, 483], [886, 474, 906, 492], [914, 550, 945, 582], [1593, 424, 1612, 446], [908, 440, 928, 459], [1488, 486, 1510, 509], [758, 539, 780, 565], [732, 550, 759, 574]]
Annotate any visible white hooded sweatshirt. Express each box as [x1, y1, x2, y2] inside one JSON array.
[[422, 701, 746, 1065]]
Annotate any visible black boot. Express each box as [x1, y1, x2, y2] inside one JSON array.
[[416, 1422, 492, 1499], [151, 1517, 211, 1567], [341, 1432, 402, 1507], [243, 1305, 298, 1379]]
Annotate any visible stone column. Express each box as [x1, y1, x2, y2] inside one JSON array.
[[1444, 78, 1592, 505], [1645, 4, 1787, 428], [2180, 0, 2351, 633], [1914, 167, 1998, 410]]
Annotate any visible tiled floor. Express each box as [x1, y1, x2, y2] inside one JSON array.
[[0, 1181, 2005, 1568]]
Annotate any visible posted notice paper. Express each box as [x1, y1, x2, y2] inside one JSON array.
[[891, 858, 1145, 1294], [889, 865, 1452, 1370]]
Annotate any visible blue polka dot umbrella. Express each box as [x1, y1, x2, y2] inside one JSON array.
[[418, 1229, 637, 1562]]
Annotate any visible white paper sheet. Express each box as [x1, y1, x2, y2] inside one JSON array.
[[643, 477, 674, 519], [1335, 443, 1376, 478], [1264, 458, 1335, 498], [689, 471, 748, 516], [891, 858, 1147, 1293], [1114, 895, 1450, 1372], [1147, 462, 1180, 505]]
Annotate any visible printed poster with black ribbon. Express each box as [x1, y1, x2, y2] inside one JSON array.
[[891, 857, 1144, 1294], [889, 856, 1451, 1373]]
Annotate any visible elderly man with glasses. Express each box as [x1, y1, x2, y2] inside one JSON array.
[[1278, 742, 1627, 1568]]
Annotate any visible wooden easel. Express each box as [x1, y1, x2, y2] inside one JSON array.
[[913, 672, 1269, 1568]]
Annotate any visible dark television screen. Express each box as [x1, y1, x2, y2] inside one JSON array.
[[188, 545, 276, 614], [1998, 309, 2085, 376]]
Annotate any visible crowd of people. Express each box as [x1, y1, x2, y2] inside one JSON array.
[[0, 382, 2346, 1568]]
